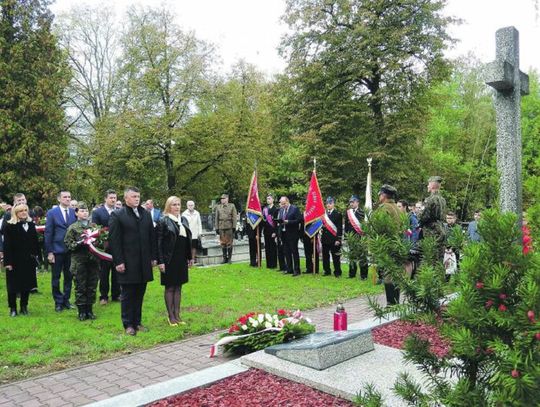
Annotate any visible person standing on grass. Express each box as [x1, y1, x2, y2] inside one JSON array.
[[215, 194, 238, 264], [45, 190, 77, 312], [64, 202, 100, 321], [157, 196, 193, 326], [109, 187, 156, 336], [92, 189, 121, 305], [181, 200, 202, 264], [3, 204, 39, 317]]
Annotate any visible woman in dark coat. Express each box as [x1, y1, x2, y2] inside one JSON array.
[[156, 196, 192, 326], [3, 204, 39, 316]]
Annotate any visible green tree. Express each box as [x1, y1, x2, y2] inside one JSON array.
[[91, 5, 214, 198], [422, 56, 498, 219], [0, 0, 70, 205], [279, 0, 454, 201]]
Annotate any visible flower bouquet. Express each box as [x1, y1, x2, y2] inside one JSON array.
[[210, 309, 315, 357]]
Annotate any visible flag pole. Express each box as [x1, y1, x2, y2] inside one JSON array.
[[313, 157, 317, 276], [255, 162, 261, 268]]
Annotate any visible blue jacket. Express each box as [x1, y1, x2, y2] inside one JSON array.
[[44, 206, 76, 254], [92, 205, 114, 227]]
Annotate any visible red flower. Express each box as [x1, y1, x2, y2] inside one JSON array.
[[238, 316, 248, 324], [535, 333, 540, 341], [485, 300, 494, 309], [228, 324, 240, 333], [511, 369, 520, 378], [277, 309, 287, 316], [527, 310, 535, 322], [499, 293, 507, 300], [475, 281, 484, 289], [498, 304, 507, 312]]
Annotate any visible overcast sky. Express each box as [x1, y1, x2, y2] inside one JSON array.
[[50, 0, 540, 76]]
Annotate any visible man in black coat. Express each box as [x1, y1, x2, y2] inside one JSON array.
[[322, 197, 343, 277], [92, 189, 120, 305], [262, 194, 279, 269], [109, 187, 156, 336], [277, 196, 302, 276]]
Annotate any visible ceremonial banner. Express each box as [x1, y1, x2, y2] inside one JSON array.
[[246, 170, 263, 228], [304, 171, 325, 238]]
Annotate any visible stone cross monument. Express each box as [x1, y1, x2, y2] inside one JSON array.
[[485, 26, 529, 219]]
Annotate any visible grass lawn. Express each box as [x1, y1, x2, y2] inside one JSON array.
[[0, 262, 381, 384]]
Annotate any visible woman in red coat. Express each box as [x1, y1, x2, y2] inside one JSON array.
[[3, 204, 39, 317]]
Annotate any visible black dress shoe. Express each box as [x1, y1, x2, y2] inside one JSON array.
[[55, 305, 64, 312], [292, 273, 300, 277], [323, 273, 331, 276], [78, 312, 87, 321], [64, 303, 75, 310], [20, 306, 28, 315], [10, 308, 17, 317]]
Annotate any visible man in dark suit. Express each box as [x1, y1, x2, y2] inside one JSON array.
[[262, 194, 279, 269], [92, 189, 120, 305], [45, 190, 77, 311], [322, 197, 343, 277], [344, 195, 368, 279], [277, 196, 302, 276], [109, 187, 156, 336], [144, 199, 161, 227]]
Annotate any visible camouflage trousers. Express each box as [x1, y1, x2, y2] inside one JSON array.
[[70, 255, 99, 306], [422, 222, 447, 261]]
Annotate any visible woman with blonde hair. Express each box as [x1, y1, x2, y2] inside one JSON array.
[[3, 204, 39, 316], [156, 196, 192, 326]]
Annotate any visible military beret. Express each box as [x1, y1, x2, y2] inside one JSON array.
[[379, 184, 397, 197], [326, 196, 335, 204], [428, 176, 442, 183], [349, 195, 360, 202], [76, 201, 89, 211]]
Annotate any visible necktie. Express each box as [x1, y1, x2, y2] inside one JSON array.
[[64, 209, 68, 223], [133, 208, 140, 218]]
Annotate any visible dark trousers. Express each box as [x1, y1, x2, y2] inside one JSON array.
[[303, 236, 319, 273], [282, 234, 300, 274], [120, 283, 147, 329], [72, 257, 99, 306], [264, 232, 277, 268], [8, 290, 29, 309], [349, 257, 368, 279], [99, 260, 120, 301], [248, 235, 261, 266], [277, 237, 287, 271], [51, 252, 72, 306], [322, 243, 342, 276]]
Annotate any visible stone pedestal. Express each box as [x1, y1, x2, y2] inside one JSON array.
[[264, 329, 374, 370]]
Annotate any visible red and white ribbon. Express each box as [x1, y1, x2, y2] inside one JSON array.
[[35, 225, 46, 234], [82, 229, 113, 262], [347, 209, 363, 235], [323, 213, 338, 237]]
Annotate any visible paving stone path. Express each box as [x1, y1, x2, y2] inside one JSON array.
[[0, 296, 379, 406]]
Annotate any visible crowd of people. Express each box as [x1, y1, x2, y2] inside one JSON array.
[[0, 188, 203, 336], [219, 176, 487, 306], [0, 177, 487, 333]]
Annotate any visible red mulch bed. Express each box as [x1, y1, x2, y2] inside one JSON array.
[[147, 368, 354, 407], [372, 319, 451, 358]]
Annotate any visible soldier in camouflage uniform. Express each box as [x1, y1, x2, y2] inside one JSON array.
[[419, 176, 447, 260], [374, 184, 403, 305], [64, 202, 100, 321], [214, 194, 238, 263]]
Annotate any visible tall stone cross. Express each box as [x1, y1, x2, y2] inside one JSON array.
[[485, 26, 529, 220]]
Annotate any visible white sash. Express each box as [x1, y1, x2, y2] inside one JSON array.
[[323, 213, 338, 237], [347, 209, 363, 235]]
